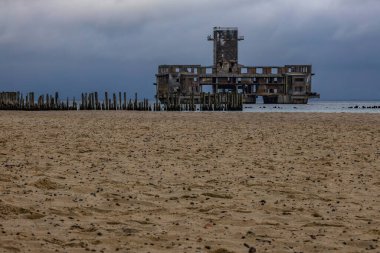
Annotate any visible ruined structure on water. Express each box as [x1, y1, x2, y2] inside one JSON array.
[[156, 27, 320, 109]]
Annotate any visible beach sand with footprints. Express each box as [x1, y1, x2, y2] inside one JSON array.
[[0, 111, 379, 253]]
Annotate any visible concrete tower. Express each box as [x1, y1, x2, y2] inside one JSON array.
[[208, 27, 244, 74]]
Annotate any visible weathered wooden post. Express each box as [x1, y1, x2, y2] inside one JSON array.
[[25, 94, 29, 109], [200, 92, 204, 111], [90, 93, 93, 110], [231, 93, 233, 110], [91, 93, 94, 110], [134, 93, 138, 110], [118, 92, 121, 110], [49, 95, 54, 110], [112, 93, 116, 110], [167, 93, 170, 111], [92, 93, 95, 110], [207, 92, 211, 110], [30, 92, 35, 110], [88, 93, 91, 110], [239, 93, 243, 110], [94, 92, 99, 110], [104, 92, 109, 110], [84, 93, 88, 110], [16, 92, 20, 109], [4, 92, 7, 109], [89, 93, 92, 110], [19, 93, 23, 109], [44, 94, 48, 110], [123, 92, 127, 110], [229, 92, 232, 110], [38, 95, 43, 109], [232, 92, 235, 110], [235, 92, 238, 110], [54, 92, 59, 109], [173, 93, 176, 111], [236, 92, 239, 110], [0, 92, 3, 110], [80, 93, 84, 110], [26, 92, 32, 110], [1, 92, 4, 109], [216, 93, 220, 111], [26, 93, 29, 110]]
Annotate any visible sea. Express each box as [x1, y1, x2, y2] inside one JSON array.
[[242, 100, 380, 113]]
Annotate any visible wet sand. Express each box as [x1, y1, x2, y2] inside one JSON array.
[[0, 111, 379, 253]]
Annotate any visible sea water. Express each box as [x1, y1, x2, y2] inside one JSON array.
[[242, 100, 380, 113]]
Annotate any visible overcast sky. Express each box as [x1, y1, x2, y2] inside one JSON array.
[[1, 0, 379, 100]]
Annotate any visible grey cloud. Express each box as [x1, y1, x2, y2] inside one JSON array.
[[0, 0, 379, 100]]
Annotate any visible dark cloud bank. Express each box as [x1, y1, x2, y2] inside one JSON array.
[[0, 0, 379, 100]]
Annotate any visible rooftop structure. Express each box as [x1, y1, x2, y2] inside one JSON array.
[[156, 27, 319, 109]]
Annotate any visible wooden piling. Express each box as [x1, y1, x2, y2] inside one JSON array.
[[55, 92, 59, 109], [81, 93, 84, 110], [104, 92, 108, 110], [85, 93, 89, 110], [113, 93, 117, 110], [134, 93, 138, 110], [123, 92, 127, 110]]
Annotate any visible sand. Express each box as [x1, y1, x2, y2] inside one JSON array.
[[0, 111, 379, 253]]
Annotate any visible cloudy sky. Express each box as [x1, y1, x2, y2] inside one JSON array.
[[0, 0, 379, 100]]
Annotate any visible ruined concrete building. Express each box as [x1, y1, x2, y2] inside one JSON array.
[[156, 27, 319, 107]]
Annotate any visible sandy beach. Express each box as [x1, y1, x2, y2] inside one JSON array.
[[0, 111, 379, 253]]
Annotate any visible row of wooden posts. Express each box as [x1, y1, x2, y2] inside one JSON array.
[[80, 92, 152, 111], [0, 91, 243, 111], [165, 92, 243, 111], [0, 91, 154, 111]]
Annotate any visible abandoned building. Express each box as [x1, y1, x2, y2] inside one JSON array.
[[156, 27, 319, 109]]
